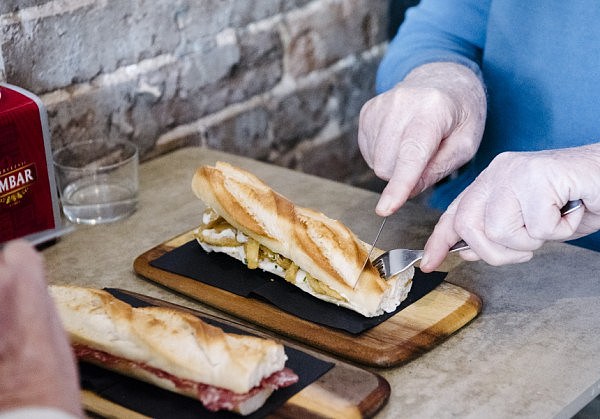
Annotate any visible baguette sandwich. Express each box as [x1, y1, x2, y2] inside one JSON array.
[[50, 285, 298, 415], [191, 162, 414, 318]]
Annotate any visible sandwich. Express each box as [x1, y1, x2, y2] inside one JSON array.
[[49, 285, 298, 415], [191, 161, 414, 318]]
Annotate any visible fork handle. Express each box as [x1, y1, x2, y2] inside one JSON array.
[[449, 240, 469, 253]]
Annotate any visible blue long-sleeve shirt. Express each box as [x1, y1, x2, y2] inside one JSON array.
[[377, 0, 600, 251]]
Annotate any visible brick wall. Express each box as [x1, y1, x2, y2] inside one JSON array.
[[0, 0, 394, 188]]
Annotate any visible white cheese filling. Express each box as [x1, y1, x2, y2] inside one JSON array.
[[198, 240, 307, 283], [197, 227, 316, 287], [195, 225, 413, 317]]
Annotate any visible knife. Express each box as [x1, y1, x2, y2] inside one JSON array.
[[352, 216, 387, 289]]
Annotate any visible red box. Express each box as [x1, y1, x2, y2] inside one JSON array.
[[0, 83, 67, 245]]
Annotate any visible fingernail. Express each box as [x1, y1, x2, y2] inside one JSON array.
[[376, 195, 393, 215]]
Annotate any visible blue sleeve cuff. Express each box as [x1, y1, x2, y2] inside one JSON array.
[[376, 52, 484, 94]]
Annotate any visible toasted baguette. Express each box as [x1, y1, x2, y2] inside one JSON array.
[[191, 162, 413, 317], [50, 285, 296, 415]]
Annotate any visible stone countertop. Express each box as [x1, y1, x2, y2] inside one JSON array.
[[42, 147, 600, 419]]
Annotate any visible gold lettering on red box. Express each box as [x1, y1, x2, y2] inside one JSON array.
[[1, 84, 58, 243], [0, 163, 37, 207]]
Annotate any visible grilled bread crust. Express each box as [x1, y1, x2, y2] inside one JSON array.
[[192, 162, 413, 317], [50, 285, 288, 396]]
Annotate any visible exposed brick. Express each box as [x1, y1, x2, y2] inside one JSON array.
[[226, 24, 284, 102], [148, 129, 201, 161], [282, 0, 313, 9], [230, 0, 282, 27], [0, 1, 49, 15], [271, 82, 333, 151], [174, 37, 241, 117], [204, 107, 272, 160], [267, 46, 381, 163], [0, 53, 5, 82], [283, 0, 387, 77], [158, 26, 282, 125], [332, 49, 381, 126], [2, 0, 231, 93], [1, 0, 401, 190], [268, 73, 380, 187], [45, 77, 141, 152], [278, 121, 365, 183], [44, 44, 238, 153], [175, 1, 233, 52], [229, 0, 316, 27]]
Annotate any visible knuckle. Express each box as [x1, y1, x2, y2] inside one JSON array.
[[420, 87, 450, 107]]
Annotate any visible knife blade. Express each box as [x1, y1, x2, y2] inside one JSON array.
[[352, 216, 387, 289]]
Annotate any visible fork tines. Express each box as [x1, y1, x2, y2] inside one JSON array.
[[373, 258, 386, 278]]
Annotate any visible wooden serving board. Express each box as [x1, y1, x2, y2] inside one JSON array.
[[134, 230, 482, 368], [82, 289, 390, 419]]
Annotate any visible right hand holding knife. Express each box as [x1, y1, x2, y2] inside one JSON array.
[[358, 62, 600, 271]]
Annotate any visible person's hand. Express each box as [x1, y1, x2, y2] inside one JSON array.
[[420, 145, 600, 271], [358, 62, 487, 216], [0, 240, 82, 417]]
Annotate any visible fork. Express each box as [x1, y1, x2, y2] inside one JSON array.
[[372, 199, 583, 279], [373, 240, 469, 279]]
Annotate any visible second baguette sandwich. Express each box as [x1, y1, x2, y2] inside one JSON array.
[[192, 161, 414, 318], [50, 285, 298, 415]]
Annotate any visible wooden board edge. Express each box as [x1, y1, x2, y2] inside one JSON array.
[[367, 283, 482, 368], [82, 389, 151, 419], [133, 239, 482, 368], [359, 374, 392, 418]]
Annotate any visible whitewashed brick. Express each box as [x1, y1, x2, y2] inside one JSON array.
[[0, 0, 402, 187]]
